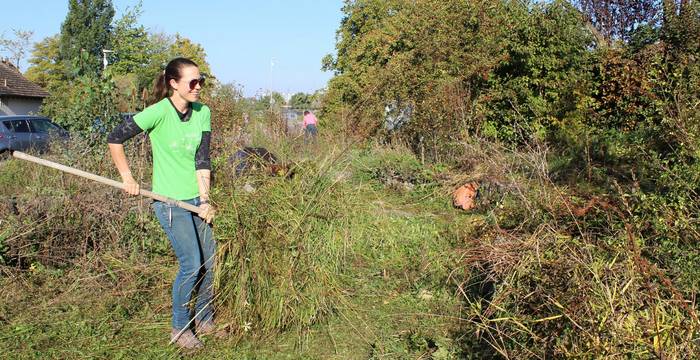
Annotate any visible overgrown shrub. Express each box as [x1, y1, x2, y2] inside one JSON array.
[[454, 139, 699, 358], [40, 73, 120, 142]]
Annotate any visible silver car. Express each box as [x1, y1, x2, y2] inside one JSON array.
[[0, 116, 68, 156]]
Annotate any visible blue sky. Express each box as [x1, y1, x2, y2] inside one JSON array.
[[1, 0, 343, 96]]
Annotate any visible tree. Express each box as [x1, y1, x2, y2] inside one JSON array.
[[107, 1, 151, 112], [0, 29, 34, 71], [137, 33, 214, 97], [254, 92, 286, 112], [46, 0, 117, 133], [661, 0, 700, 55], [41, 73, 119, 137], [136, 31, 175, 92], [484, 0, 594, 142], [24, 35, 65, 90], [170, 34, 212, 76], [290, 92, 313, 109], [109, 1, 150, 76], [324, 0, 512, 146], [573, 0, 661, 45], [59, 0, 115, 78]]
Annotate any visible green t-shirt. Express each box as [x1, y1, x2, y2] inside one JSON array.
[[134, 98, 211, 200]]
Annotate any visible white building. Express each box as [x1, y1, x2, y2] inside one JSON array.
[[0, 60, 49, 115]]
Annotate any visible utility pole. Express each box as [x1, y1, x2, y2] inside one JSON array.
[[268, 57, 275, 111]]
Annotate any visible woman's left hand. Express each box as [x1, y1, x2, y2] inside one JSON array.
[[199, 203, 216, 224]]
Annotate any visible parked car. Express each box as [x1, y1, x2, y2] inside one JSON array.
[[0, 116, 69, 156]]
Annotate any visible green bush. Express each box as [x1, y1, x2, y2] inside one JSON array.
[[40, 73, 120, 142]]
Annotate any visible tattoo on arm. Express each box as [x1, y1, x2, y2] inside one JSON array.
[[107, 117, 144, 144], [195, 131, 212, 170]]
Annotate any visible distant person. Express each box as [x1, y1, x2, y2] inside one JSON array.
[[303, 110, 318, 144], [107, 57, 223, 350]]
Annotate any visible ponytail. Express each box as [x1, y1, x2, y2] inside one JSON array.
[[149, 72, 169, 105], [148, 57, 199, 106]]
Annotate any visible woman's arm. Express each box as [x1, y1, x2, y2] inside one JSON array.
[[108, 143, 140, 195], [196, 169, 211, 202], [107, 117, 144, 196], [196, 171, 215, 224], [195, 131, 214, 223]]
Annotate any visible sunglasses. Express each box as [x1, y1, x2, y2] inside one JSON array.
[[187, 76, 206, 90]]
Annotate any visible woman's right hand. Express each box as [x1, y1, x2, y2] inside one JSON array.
[[109, 144, 140, 196], [122, 174, 140, 196]]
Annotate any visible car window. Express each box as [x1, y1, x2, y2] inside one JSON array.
[[9, 120, 30, 133], [2, 121, 12, 131], [29, 119, 59, 133]]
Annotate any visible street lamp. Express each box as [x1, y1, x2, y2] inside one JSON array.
[[102, 49, 114, 70]]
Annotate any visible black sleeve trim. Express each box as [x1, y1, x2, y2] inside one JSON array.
[[107, 117, 144, 144], [195, 131, 212, 170]]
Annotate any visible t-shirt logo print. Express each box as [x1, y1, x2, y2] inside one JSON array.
[[170, 133, 201, 155]]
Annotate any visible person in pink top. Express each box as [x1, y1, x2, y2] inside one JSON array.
[[302, 110, 318, 144]]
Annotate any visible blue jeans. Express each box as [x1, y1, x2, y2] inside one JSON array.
[[153, 198, 215, 331], [304, 124, 317, 144]]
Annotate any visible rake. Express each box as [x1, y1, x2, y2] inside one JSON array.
[[11, 150, 203, 214]]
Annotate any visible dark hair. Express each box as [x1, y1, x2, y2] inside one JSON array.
[[303, 110, 310, 115], [150, 57, 199, 105]]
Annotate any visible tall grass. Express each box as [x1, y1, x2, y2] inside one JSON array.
[[210, 135, 464, 345], [212, 150, 352, 335]]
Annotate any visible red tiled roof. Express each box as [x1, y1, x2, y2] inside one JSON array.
[[0, 60, 49, 98]]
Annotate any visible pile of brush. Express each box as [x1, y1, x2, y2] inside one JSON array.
[[212, 157, 353, 335]]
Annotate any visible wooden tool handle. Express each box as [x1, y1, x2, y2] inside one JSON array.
[[12, 151, 203, 215]]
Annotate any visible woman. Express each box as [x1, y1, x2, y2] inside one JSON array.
[[107, 57, 219, 350], [302, 110, 318, 144]]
